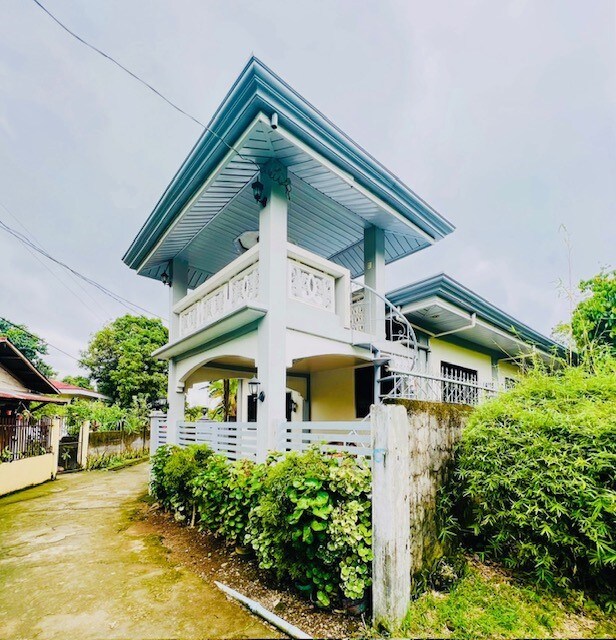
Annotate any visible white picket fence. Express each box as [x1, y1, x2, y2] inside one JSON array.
[[278, 421, 371, 457], [177, 421, 258, 460], [150, 417, 371, 461]]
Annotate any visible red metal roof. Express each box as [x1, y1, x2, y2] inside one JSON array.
[[0, 390, 66, 403]]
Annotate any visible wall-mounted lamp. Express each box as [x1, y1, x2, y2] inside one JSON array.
[[161, 271, 171, 286], [252, 178, 267, 208], [248, 376, 265, 402]]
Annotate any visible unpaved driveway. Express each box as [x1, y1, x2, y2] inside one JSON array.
[[0, 463, 277, 639]]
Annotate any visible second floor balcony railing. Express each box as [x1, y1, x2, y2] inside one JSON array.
[[175, 244, 351, 340]]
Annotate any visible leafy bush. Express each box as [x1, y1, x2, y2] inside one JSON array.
[[445, 360, 616, 595], [150, 444, 214, 520], [150, 445, 373, 607], [86, 448, 147, 470]]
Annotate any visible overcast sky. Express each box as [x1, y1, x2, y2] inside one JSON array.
[[0, 0, 614, 377]]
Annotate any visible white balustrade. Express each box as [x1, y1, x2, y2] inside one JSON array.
[[178, 262, 260, 338], [287, 258, 335, 311], [278, 421, 372, 457]]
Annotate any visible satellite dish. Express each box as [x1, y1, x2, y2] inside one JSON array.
[[236, 230, 259, 252]]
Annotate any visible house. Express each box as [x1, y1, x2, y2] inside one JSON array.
[[124, 58, 562, 459], [0, 337, 62, 417], [0, 337, 62, 495], [50, 380, 109, 403]]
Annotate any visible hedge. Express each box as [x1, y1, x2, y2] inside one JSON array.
[[442, 362, 616, 598], [150, 445, 373, 607]]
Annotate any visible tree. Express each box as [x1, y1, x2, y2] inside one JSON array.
[[80, 315, 168, 408], [0, 318, 55, 377], [61, 375, 93, 390], [571, 270, 616, 354], [208, 379, 238, 421]]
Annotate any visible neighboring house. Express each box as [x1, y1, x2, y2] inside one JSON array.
[[0, 338, 62, 495], [124, 58, 563, 458], [0, 338, 62, 417], [50, 380, 109, 403]]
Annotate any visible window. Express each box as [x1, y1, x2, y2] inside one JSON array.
[[504, 377, 517, 390], [441, 362, 479, 405]]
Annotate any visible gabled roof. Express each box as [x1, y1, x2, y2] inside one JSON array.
[[123, 57, 454, 283], [388, 273, 567, 358], [50, 380, 109, 401], [0, 338, 59, 395]]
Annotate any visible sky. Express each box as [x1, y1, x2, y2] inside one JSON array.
[[0, 0, 614, 377]]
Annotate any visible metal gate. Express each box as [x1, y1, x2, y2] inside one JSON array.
[[58, 435, 79, 472]]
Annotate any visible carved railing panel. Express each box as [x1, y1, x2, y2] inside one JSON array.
[[178, 263, 260, 337], [288, 259, 335, 311]]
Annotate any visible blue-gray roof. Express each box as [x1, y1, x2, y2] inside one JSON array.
[[388, 273, 567, 357], [123, 57, 454, 280]]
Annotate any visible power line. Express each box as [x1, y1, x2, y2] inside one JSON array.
[[0, 316, 81, 363], [0, 212, 164, 320], [30, 0, 256, 167], [30, 0, 290, 192], [0, 202, 111, 323]]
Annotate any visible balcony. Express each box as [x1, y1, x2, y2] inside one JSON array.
[[160, 244, 354, 358]]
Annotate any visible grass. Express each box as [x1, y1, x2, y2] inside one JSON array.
[[86, 448, 149, 471], [399, 562, 616, 639]]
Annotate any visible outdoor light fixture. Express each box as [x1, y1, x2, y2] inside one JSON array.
[[160, 271, 171, 286], [248, 376, 265, 402], [252, 178, 267, 207]]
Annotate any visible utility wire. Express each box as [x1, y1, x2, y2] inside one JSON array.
[[0, 202, 111, 323], [0, 213, 164, 320], [31, 0, 259, 169], [0, 316, 81, 363], [30, 0, 292, 191]]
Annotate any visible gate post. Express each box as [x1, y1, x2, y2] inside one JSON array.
[[371, 403, 411, 631], [50, 417, 61, 479], [77, 420, 90, 468], [149, 411, 165, 456]]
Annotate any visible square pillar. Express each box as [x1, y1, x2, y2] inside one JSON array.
[[256, 162, 288, 461], [166, 257, 188, 443], [364, 225, 386, 339]]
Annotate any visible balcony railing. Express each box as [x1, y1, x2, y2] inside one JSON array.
[[385, 369, 501, 406], [175, 244, 351, 340]]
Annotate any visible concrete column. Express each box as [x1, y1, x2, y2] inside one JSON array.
[[371, 403, 411, 631], [166, 257, 188, 444], [364, 225, 386, 339], [77, 420, 90, 468], [256, 162, 288, 461], [50, 417, 61, 480]]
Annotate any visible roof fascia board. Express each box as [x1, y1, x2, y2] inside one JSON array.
[[134, 115, 264, 274], [124, 58, 454, 270], [0, 340, 58, 394], [389, 273, 564, 355]]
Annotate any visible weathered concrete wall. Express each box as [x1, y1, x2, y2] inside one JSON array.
[[88, 430, 149, 458], [0, 453, 56, 496], [388, 399, 471, 576]]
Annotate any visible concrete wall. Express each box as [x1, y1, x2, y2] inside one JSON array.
[[88, 430, 149, 459], [0, 453, 56, 496], [389, 399, 471, 575], [310, 366, 356, 421]]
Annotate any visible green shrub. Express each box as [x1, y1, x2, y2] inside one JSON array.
[[150, 444, 373, 608], [246, 449, 372, 607], [150, 444, 213, 520], [86, 448, 146, 470], [446, 361, 616, 595]]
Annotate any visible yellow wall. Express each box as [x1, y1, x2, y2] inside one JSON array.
[[310, 367, 356, 421], [429, 338, 493, 382], [0, 454, 56, 496], [497, 360, 521, 382]]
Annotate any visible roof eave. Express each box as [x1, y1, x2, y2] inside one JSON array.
[[388, 273, 567, 358], [123, 57, 455, 273]]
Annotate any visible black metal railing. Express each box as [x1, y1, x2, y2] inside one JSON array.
[[0, 418, 52, 462]]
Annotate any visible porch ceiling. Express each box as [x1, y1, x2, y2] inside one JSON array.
[[125, 58, 454, 285]]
